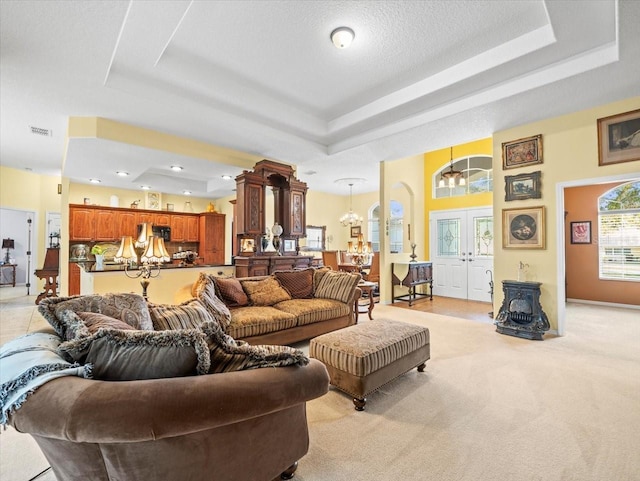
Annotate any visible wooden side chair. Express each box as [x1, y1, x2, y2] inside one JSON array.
[[321, 250, 339, 270]]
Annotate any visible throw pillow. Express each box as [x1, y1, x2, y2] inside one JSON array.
[[313, 266, 332, 292], [314, 270, 361, 304], [148, 299, 214, 331], [58, 328, 211, 381], [192, 273, 232, 330], [212, 277, 249, 307], [240, 276, 291, 306], [38, 293, 153, 339], [76, 311, 136, 334], [200, 321, 308, 373], [273, 268, 314, 299]]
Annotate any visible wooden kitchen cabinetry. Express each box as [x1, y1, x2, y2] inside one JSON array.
[[170, 215, 187, 242], [115, 211, 138, 239], [199, 213, 226, 265], [94, 209, 116, 240], [185, 215, 199, 242], [69, 207, 95, 241]]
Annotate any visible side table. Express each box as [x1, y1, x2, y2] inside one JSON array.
[[355, 281, 377, 321], [0, 264, 17, 287]]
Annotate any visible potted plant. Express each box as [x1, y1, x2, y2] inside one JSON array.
[[90, 245, 107, 271]]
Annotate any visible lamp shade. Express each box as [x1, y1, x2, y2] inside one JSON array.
[[136, 223, 154, 248], [113, 236, 137, 263], [2, 239, 15, 249], [141, 236, 170, 264]]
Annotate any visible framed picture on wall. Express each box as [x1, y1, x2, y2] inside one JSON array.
[[502, 206, 545, 249], [597, 108, 640, 166], [570, 221, 592, 244], [350, 226, 361, 238], [145, 192, 162, 210], [502, 134, 543, 170], [283, 239, 296, 254], [504, 171, 542, 201]]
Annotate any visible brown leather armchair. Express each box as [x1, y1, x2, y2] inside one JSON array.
[[9, 358, 330, 481]]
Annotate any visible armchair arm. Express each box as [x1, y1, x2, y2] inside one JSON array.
[[10, 359, 329, 444]]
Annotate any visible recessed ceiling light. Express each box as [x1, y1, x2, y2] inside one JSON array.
[[170, 165, 183, 172], [221, 175, 233, 180], [89, 178, 101, 184], [183, 190, 191, 195], [141, 185, 151, 190], [116, 171, 129, 177], [330, 27, 355, 49]]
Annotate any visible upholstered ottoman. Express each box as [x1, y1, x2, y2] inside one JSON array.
[[309, 319, 430, 411]]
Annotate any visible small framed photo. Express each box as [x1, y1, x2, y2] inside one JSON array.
[[570, 221, 592, 244], [283, 239, 296, 253], [166, 203, 174, 212], [350, 226, 361, 238], [145, 192, 162, 210], [502, 206, 545, 249], [504, 171, 542, 201], [502, 134, 543, 170], [240, 238, 255, 253], [597, 108, 640, 166]]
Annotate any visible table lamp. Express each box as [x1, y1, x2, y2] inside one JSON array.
[[2, 238, 15, 264]]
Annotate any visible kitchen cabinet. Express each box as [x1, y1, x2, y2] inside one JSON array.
[[68, 262, 81, 296], [185, 215, 199, 242], [171, 215, 187, 242], [199, 213, 225, 265], [94, 210, 116, 241], [115, 211, 138, 239], [69, 207, 95, 241]]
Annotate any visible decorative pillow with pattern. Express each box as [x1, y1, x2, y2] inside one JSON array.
[[314, 270, 361, 304], [38, 293, 153, 339], [240, 276, 291, 306], [200, 321, 308, 373], [212, 277, 249, 307], [313, 266, 332, 292], [148, 298, 214, 331], [57, 328, 211, 381], [192, 273, 233, 330], [75, 311, 137, 334], [273, 268, 314, 299]]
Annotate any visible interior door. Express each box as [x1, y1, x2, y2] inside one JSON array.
[[430, 208, 493, 302]]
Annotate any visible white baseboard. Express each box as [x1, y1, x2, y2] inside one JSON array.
[[566, 298, 640, 310]]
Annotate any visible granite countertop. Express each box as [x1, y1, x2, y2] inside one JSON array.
[[73, 261, 231, 273]]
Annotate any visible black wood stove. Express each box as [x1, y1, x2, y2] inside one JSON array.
[[495, 280, 550, 340]]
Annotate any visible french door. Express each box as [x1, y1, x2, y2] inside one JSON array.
[[429, 207, 494, 302]]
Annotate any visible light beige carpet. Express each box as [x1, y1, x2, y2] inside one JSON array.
[[1, 301, 638, 481]]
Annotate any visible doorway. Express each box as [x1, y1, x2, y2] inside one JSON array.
[[0, 208, 38, 291], [429, 207, 493, 302]]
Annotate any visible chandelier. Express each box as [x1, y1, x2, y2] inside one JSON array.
[[439, 147, 466, 188], [340, 183, 363, 226], [347, 233, 373, 270]]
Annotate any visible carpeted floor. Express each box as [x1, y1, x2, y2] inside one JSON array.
[[1, 293, 638, 481]]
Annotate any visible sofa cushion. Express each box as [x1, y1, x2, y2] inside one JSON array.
[[192, 273, 233, 330], [314, 270, 361, 304], [313, 266, 332, 292], [58, 328, 210, 380], [38, 293, 153, 339], [212, 277, 249, 307], [227, 306, 297, 340], [75, 312, 137, 334], [240, 277, 291, 306], [148, 299, 214, 331], [273, 268, 314, 299], [201, 321, 308, 373], [274, 298, 352, 326]]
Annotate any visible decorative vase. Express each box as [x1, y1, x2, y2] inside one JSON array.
[[94, 254, 104, 271], [272, 236, 281, 255], [409, 243, 418, 262], [261, 234, 270, 252]]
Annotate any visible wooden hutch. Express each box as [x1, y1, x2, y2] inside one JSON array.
[[234, 160, 314, 277]]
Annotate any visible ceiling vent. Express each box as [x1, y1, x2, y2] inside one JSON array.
[[30, 126, 52, 137]]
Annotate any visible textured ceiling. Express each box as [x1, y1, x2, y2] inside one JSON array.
[[1, 0, 639, 198]]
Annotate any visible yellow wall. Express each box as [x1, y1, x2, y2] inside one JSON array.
[[493, 97, 640, 332], [423, 137, 493, 244], [0, 166, 62, 274]]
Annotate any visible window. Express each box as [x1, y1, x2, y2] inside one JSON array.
[[433, 155, 493, 198], [303, 225, 326, 251], [598, 181, 640, 281], [369, 201, 403, 253]]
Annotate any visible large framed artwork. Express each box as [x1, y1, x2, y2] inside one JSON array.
[[145, 192, 162, 210], [597, 108, 640, 166], [504, 171, 542, 201], [502, 134, 543, 170], [502, 206, 545, 249]]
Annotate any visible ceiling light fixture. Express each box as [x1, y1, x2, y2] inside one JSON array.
[[221, 175, 232, 180], [183, 190, 191, 195], [340, 183, 363, 227], [116, 171, 129, 177], [89, 178, 101, 184], [170, 165, 183, 172], [438, 147, 466, 189], [331, 26, 355, 49], [141, 185, 151, 190]]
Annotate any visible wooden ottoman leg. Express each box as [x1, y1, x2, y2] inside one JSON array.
[[417, 362, 427, 372], [353, 397, 367, 411]]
